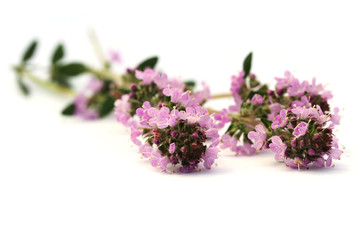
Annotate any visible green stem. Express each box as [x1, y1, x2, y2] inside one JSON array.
[[87, 68, 124, 86], [15, 67, 76, 96], [210, 93, 232, 99]]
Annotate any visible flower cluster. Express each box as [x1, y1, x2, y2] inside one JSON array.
[[114, 69, 211, 126], [248, 105, 342, 168], [131, 101, 220, 173]]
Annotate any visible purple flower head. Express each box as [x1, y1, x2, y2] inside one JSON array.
[[293, 121, 308, 138], [251, 94, 264, 105], [269, 136, 287, 161], [271, 109, 288, 129], [248, 124, 267, 151]]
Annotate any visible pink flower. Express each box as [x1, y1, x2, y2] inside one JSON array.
[[169, 143, 176, 154], [214, 109, 231, 129], [307, 77, 323, 95], [231, 71, 245, 96], [202, 147, 218, 169], [192, 82, 211, 104], [284, 157, 306, 169], [331, 107, 340, 125], [293, 122, 308, 138], [269, 136, 287, 161], [114, 94, 131, 126], [135, 69, 158, 84], [237, 142, 256, 156], [74, 94, 98, 120], [274, 71, 293, 90], [251, 94, 264, 105], [220, 134, 238, 152], [292, 106, 311, 119], [267, 103, 282, 121], [271, 109, 288, 129], [248, 124, 267, 150], [86, 77, 103, 92], [287, 79, 309, 97], [129, 121, 142, 146], [291, 96, 311, 108], [108, 49, 122, 64]]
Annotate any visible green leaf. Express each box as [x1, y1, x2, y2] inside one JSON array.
[[22, 40, 38, 63], [243, 52, 252, 79], [17, 77, 30, 95], [52, 44, 64, 64], [58, 63, 87, 76], [61, 102, 76, 116], [98, 96, 115, 118], [136, 56, 158, 71], [261, 118, 272, 129], [184, 80, 196, 88]]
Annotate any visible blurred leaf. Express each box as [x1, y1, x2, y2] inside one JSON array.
[[58, 63, 87, 76], [61, 102, 76, 116], [243, 52, 252, 79], [98, 96, 115, 118], [136, 56, 158, 71], [17, 77, 30, 95], [261, 118, 272, 129], [52, 44, 64, 64], [184, 80, 196, 88], [119, 88, 131, 94], [22, 40, 38, 63]]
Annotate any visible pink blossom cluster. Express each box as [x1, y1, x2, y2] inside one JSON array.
[[132, 102, 220, 172]]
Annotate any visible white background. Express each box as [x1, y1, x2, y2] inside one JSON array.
[[0, 1, 359, 239]]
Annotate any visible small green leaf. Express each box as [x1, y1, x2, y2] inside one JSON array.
[[98, 96, 115, 118], [261, 118, 272, 129], [58, 63, 87, 76], [17, 77, 30, 95], [52, 44, 64, 64], [61, 102, 76, 116], [136, 56, 158, 71], [243, 52, 252, 79], [184, 80, 196, 88], [22, 40, 38, 63]]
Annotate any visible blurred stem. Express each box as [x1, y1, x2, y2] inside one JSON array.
[[206, 107, 261, 127], [88, 29, 110, 69], [15, 66, 76, 96], [87, 68, 124, 86], [210, 93, 232, 99]]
